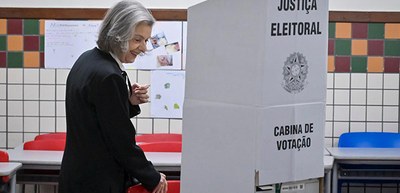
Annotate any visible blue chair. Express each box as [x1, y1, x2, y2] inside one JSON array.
[[337, 132, 400, 193], [339, 132, 400, 148]]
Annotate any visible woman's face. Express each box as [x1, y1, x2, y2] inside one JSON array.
[[120, 23, 152, 63]]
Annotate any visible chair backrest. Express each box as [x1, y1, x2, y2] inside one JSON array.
[[136, 133, 182, 143], [23, 139, 66, 151], [338, 132, 400, 148], [34, 132, 66, 141], [126, 184, 150, 193], [0, 150, 10, 182], [126, 180, 180, 193], [139, 142, 182, 152], [167, 180, 180, 193], [0, 150, 9, 162]]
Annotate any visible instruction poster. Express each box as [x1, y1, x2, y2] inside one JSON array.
[[150, 70, 185, 118], [124, 21, 183, 70], [44, 20, 184, 70], [182, 22, 187, 69], [45, 20, 101, 68]]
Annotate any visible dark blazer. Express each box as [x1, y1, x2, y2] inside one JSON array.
[[59, 48, 160, 193]]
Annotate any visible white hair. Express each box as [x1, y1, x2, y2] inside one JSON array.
[[97, 0, 155, 56]]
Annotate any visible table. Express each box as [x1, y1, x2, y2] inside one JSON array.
[[327, 147, 400, 193], [324, 148, 330, 155], [0, 162, 22, 193], [323, 156, 333, 193], [7, 147, 181, 186], [255, 156, 332, 193], [8, 146, 334, 192]]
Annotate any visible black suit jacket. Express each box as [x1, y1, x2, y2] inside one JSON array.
[[59, 48, 160, 193]]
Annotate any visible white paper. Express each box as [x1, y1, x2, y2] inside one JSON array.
[[124, 21, 183, 70], [45, 20, 101, 69], [182, 22, 188, 69], [150, 71, 185, 118]]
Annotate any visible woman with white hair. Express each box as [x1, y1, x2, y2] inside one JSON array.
[[59, 1, 167, 193]]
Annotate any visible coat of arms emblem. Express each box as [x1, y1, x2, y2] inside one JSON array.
[[282, 52, 309, 94]]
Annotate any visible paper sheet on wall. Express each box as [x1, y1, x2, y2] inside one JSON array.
[[45, 20, 101, 69], [124, 21, 183, 70], [182, 22, 187, 69], [150, 71, 185, 118]]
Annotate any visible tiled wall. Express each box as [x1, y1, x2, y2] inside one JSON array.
[[327, 23, 400, 73], [0, 19, 183, 149], [325, 22, 400, 147], [0, 19, 45, 68], [1, 19, 400, 150]]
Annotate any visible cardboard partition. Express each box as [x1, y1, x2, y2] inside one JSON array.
[[182, 0, 328, 192], [256, 103, 325, 185]]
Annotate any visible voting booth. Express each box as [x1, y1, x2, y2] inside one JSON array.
[[182, 0, 328, 192]]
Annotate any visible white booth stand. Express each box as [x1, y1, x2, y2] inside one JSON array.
[[182, 0, 328, 192]]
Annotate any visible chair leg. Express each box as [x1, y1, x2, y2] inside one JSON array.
[[337, 181, 342, 193]]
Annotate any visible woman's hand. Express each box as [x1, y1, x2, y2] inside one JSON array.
[[129, 83, 150, 105], [152, 173, 168, 193]]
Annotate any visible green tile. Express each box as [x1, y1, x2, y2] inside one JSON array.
[[368, 23, 384, 39], [385, 40, 400, 56], [40, 35, 44, 52], [351, 56, 367, 73], [24, 19, 39, 35], [7, 52, 23, 68], [0, 36, 6, 51], [329, 22, 336, 38], [335, 39, 351, 55]]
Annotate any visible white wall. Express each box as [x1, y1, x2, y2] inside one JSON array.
[[0, 0, 205, 9], [1, 0, 400, 11], [329, 0, 400, 11]]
